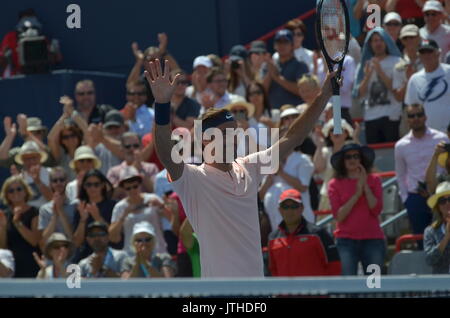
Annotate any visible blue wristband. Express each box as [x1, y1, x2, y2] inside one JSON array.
[[155, 102, 171, 125]]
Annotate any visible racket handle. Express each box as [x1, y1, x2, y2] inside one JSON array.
[[332, 95, 342, 134]]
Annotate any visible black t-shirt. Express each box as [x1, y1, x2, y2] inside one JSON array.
[[87, 104, 116, 124], [175, 97, 201, 120], [6, 206, 40, 277]]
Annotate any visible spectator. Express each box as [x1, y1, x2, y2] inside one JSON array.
[[264, 29, 309, 110], [121, 221, 176, 278], [328, 143, 385, 275], [273, 19, 314, 72], [207, 54, 224, 70], [353, 27, 402, 144], [201, 67, 240, 112], [65, 146, 102, 202], [179, 218, 200, 278], [88, 110, 126, 176], [0, 176, 40, 277], [121, 79, 154, 138], [383, 12, 404, 50], [48, 96, 88, 181], [353, 0, 388, 43], [73, 169, 116, 260], [34, 233, 74, 279], [313, 119, 355, 211], [38, 167, 76, 250], [392, 25, 423, 104], [78, 221, 127, 278], [248, 41, 270, 82], [109, 167, 167, 256], [259, 117, 315, 229], [395, 104, 448, 246], [405, 38, 450, 133], [420, 0, 450, 62], [0, 249, 14, 278], [73, 80, 115, 124], [169, 70, 201, 129], [186, 56, 213, 105], [246, 81, 272, 125], [385, 0, 427, 26], [107, 132, 159, 199], [226, 45, 254, 97], [425, 141, 450, 194], [128, 33, 179, 105], [268, 189, 341, 276], [14, 141, 52, 208], [424, 181, 450, 273]]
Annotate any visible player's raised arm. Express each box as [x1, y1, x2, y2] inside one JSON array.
[[275, 71, 334, 160], [144, 59, 184, 181]]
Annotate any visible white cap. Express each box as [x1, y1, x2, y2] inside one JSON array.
[[132, 221, 156, 238], [383, 12, 402, 24], [322, 118, 354, 137], [423, 0, 444, 12], [280, 108, 300, 119], [193, 56, 212, 69]]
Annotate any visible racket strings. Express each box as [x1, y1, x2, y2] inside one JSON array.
[[321, 0, 347, 61]]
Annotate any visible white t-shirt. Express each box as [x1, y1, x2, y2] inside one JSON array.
[[65, 179, 78, 203], [405, 64, 450, 133], [420, 24, 450, 63], [273, 47, 313, 72], [392, 55, 424, 92], [111, 193, 167, 256], [362, 55, 402, 121], [263, 152, 315, 230], [170, 150, 273, 277]]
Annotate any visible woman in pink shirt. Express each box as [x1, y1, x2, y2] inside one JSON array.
[[328, 143, 385, 275]]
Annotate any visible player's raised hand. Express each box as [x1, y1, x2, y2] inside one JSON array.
[[143, 59, 179, 104]]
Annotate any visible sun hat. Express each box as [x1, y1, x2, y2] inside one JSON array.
[[44, 232, 74, 259], [427, 181, 450, 209], [26, 117, 47, 132], [224, 96, 255, 118], [438, 152, 449, 168], [14, 140, 48, 165], [69, 146, 101, 170], [118, 166, 143, 188], [330, 143, 375, 170]]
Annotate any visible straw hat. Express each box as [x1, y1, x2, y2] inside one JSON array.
[[26, 117, 47, 132], [224, 96, 255, 118], [14, 141, 48, 165], [44, 232, 75, 259], [427, 181, 450, 210], [118, 166, 143, 187], [69, 146, 101, 170], [438, 152, 449, 168]]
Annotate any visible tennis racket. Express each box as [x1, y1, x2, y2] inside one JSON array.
[[316, 0, 350, 134]]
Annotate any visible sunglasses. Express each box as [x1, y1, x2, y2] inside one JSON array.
[[87, 231, 108, 238], [424, 11, 439, 17], [280, 202, 301, 210], [8, 186, 24, 194], [385, 22, 402, 26], [344, 153, 361, 160], [51, 177, 66, 184], [407, 112, 425, 119], [249, 90, 263, 96], [438, 196, 450, 205], [124, 144, 140, 150], [78, 159, 93, 164], [52, 244, 69, 250], [124, 184, 140, 191], [402, 36, 418, 41], [61, 134, 77, 140], [84, 182, 102, 188], [134, 237, 153, 243], [76, 91, 95, 96], [127, 91, 146, 96]]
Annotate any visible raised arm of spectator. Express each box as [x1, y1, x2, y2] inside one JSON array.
[[385, 0, 398, 12], [144, 59, 183, 181], [0, 117, 17, 160], [0, 210, 7, 249], [12, 208, 40, 247], [425, 142, 447, 194], [353, 0, 366, 20], [127, 42, 145, 85], [268, 61, 302, 96], [87, 124, 125, 160], [274, 72, 334, 161]]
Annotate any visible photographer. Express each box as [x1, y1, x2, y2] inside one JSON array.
[[395, 104, 449, 248], [226, 45, 254, 98]]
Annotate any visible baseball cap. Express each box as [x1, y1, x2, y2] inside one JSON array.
[[274, 29, 293, 43], [279, 189, 302, 204], [383, 12, 402, 24], [104, 110, 125, 128], [193, 56, 212, 69], [418, 38, 440, 51], [423, 0, 444, 12], [249, 40, 267, 54], [132, 221, 156, 238], [280, 107, 300, 120], [399, 24, 419, 39]]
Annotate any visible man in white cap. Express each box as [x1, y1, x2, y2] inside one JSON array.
[[186, 56, 213, 105], [14, 141, 52, 208], [420, 0, 450, 62], [383, 12, 403, 46]]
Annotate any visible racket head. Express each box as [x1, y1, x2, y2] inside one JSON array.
[[316, 0, 350, 66]]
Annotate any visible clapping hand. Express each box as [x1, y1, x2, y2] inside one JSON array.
[[157, 33, 168, 55], [60, 96, 74, 118], [4, 117, 17, 138], [29, 165, 41, 183], [77, 201, 89, 222], [32, 252, 47, 270], [17, 113, 28, 137], [143, 59, 179, 104], [356, 164, 367, 196], [131, 42, 144, 63]]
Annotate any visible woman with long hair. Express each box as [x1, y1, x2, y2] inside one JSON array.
[[227, 45, 254, 98], [328, 143, 385, 276], [0, 175, 40, 277]]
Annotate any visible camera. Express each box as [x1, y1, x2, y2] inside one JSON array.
[[231, 59, 241, 70], [417, 181, 428, 193]]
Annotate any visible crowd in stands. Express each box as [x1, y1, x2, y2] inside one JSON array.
[[0, 0, 450, 278]]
